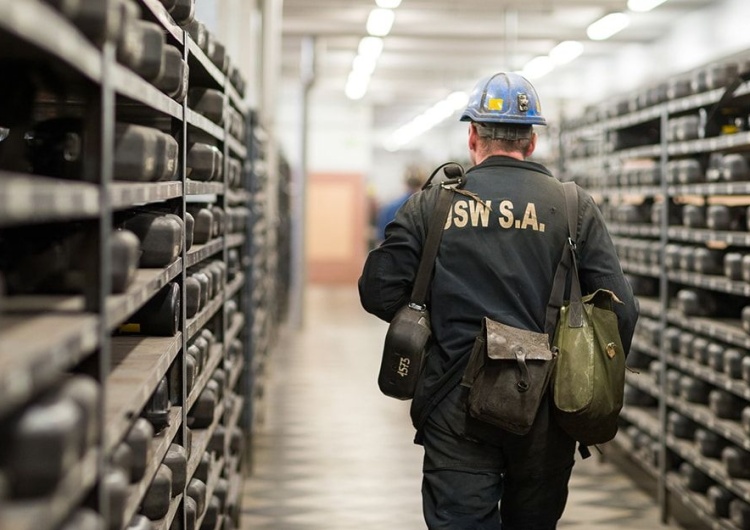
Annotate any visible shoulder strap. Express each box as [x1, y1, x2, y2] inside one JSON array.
[[544, 181, 582, 339], [563, 182, 584, 328], [410, 184, 456, 306]]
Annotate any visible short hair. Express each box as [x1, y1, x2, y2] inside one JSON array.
[[474, 123, 533, 140], [474, 123, 533, 155]]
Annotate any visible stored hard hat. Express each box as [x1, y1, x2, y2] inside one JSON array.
[[460, 72, 546, 126]]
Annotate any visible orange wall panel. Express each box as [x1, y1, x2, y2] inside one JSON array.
[[306, 172, 367, 284]]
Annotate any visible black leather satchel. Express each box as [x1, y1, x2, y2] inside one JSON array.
[[377, 165, 463, 400], [378, 302, 433, 399], [462, 317, 558, 435]]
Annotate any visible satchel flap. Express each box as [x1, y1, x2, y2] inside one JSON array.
[[385, 305, 431, 352], [483, 317, 553, 361], [565, 289, 622, 328], [582, 289, 622, 310]]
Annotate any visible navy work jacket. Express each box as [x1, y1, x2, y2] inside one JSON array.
[[358, 155, 639, 436]]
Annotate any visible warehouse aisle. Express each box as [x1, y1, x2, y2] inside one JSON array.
[[240, 285, 681, 530]]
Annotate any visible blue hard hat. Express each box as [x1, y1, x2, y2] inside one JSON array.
[[460, 72, 547, 126]]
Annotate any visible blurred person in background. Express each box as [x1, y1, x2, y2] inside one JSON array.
[[376, 166, 426, 242]]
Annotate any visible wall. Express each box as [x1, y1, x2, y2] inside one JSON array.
[[277, 85, 374, 172], [305, 172, 368, 283]]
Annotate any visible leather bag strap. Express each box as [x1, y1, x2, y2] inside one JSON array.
[[410, 184, 457, 306], [563, 182, 584, 328], [544, 181, 581, 338]]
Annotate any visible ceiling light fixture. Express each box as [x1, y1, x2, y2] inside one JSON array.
[[384, 91, 468, 151], [346, 37, 384, 100], [627, 0, 668, 12], [358, 36, 384, 59], [345, 5, 400, 100], [522, 56, 554, 80], [352, 55, 377, 75], [345, 71, 370, 100], [549, 40, 584, 65], [446, 91, 470, 110], [586, 12, 630, 41], [366, 8, 395, 37]]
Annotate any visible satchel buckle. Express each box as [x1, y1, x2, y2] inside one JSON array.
[[408, 302, 426, 311], [514, 346, 530, 393]]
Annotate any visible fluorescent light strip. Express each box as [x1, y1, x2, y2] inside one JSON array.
[[367, 8, 395, 37], [346, 37, 384, 100], [522, 56, 554, 80], [518, 40, 583, 81], [587, 12, 630, 41], [627, 0, 668, 12], [358, 36, 384, 59], [384, 91, 469, 151], [346, 71, 370, 100], [352, 55, 377, 75], [345, 9, 396, 100], [549, 40, 584, 65]]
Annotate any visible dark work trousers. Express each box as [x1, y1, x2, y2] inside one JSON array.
[[421, 385, 576, 530]]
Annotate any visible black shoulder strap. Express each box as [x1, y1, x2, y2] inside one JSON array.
[[410, 183, 458, 306], [544, 181, 581, 339]]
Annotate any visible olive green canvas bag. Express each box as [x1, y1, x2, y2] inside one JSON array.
[[550, 182, 626, 447]]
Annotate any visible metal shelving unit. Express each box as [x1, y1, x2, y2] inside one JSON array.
[[562, 55, 750, 528], [0, 1, 269, 528]]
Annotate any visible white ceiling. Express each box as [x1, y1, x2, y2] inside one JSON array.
[[281, 0, 715, 135]]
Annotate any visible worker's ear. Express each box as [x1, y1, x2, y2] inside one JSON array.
[[525, 132, 538, 158], [468, 123, 478, 152]]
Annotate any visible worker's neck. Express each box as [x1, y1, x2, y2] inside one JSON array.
[[475, 150, 525, 164]]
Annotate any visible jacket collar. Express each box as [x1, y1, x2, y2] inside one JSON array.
[[467, 155, 553, 178]]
